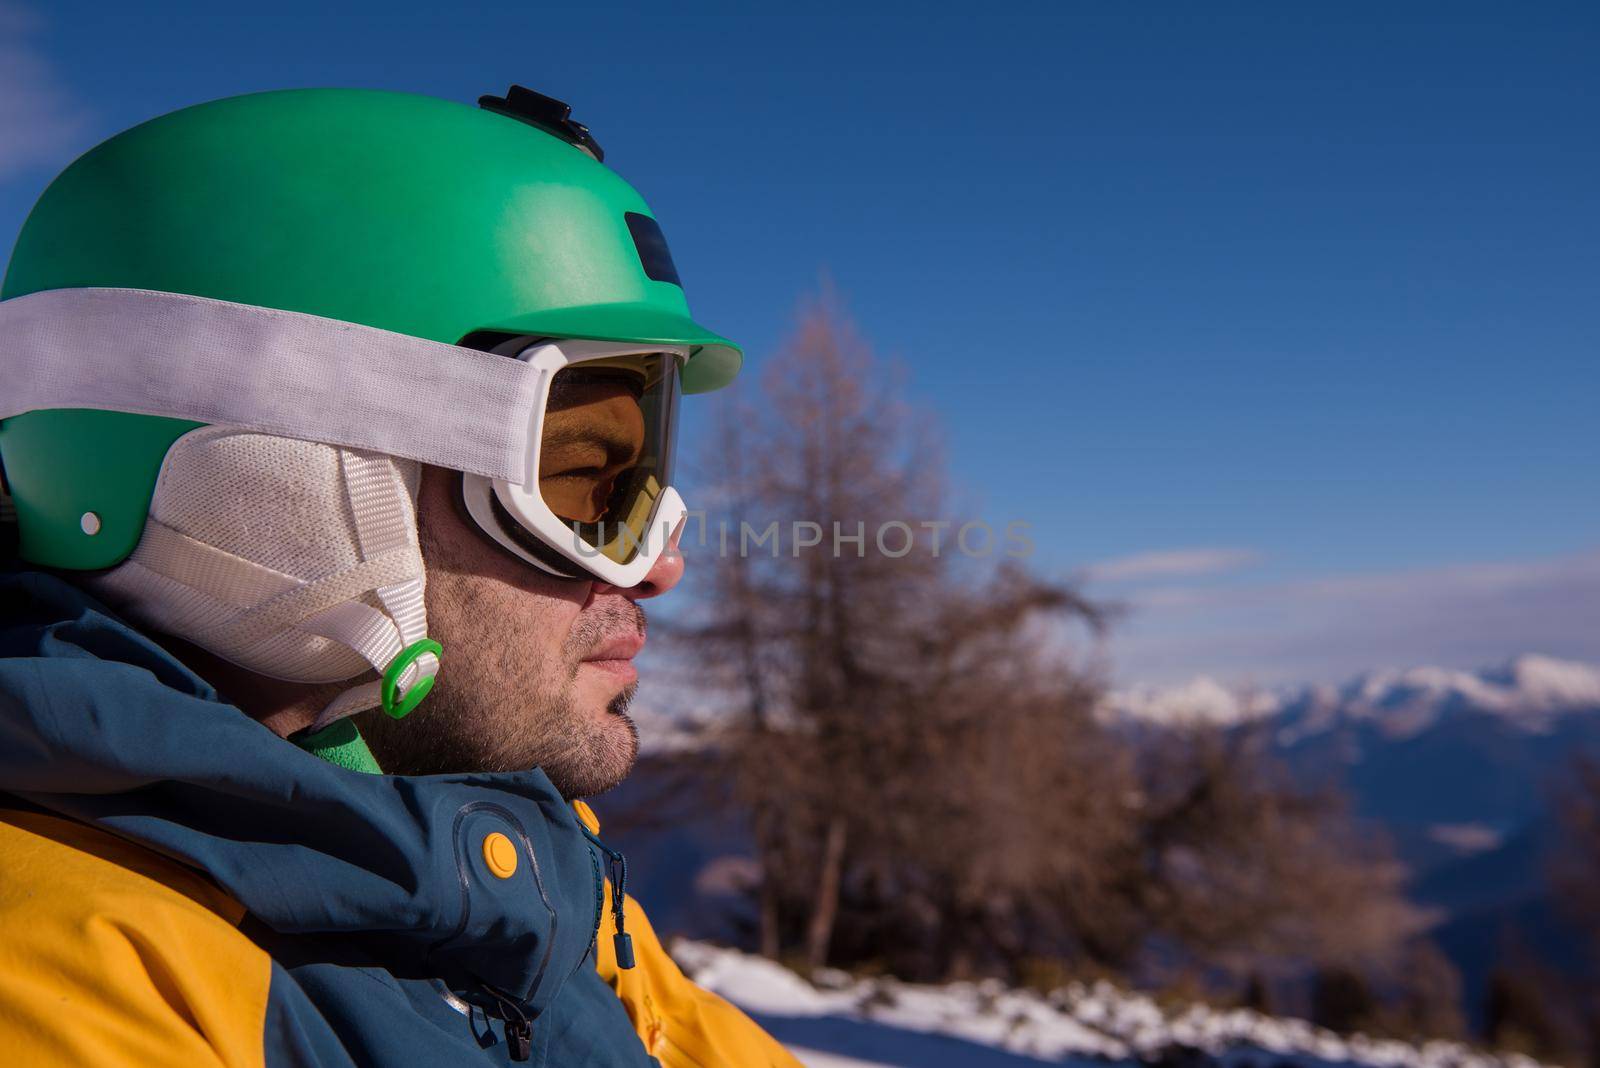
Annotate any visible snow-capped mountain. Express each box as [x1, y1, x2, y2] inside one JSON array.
[[1100, 675, 1277, 729], [1105, 654, 1600, 1024], [1104, 655, 1600, 850], [1104, 655, 1600, 742]]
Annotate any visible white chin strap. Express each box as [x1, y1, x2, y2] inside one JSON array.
[[300, 449, 438, 729], [87, 428, 439, 730]]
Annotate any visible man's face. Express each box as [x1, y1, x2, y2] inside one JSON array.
[[538, 371, 647, 524], [356, 377, 683, 796]]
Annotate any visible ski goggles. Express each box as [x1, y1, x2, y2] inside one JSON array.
[[459, 336, 688, 586], [0, 288, 702, 586]]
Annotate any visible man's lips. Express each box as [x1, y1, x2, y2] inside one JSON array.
[[581, 633, 645, 663], [579, 633, 645, 681]]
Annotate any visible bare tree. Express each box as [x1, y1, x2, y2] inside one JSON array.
[[665, 286, 1430, 1021], [1550, 752, 1600, 1065], [1118, 722, 1423, 980], [1554, 753, 1600, 959], [668, 288, 1110, 974]]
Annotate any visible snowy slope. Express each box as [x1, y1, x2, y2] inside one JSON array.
[[672, 941, 1550, 1068]]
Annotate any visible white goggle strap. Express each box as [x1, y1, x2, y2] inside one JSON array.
[[0, 287, 543, 484]]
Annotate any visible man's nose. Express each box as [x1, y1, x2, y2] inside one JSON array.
[[595, 519, 685, 601]]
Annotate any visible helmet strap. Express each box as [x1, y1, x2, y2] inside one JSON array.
[[302, 450, 439, 731]]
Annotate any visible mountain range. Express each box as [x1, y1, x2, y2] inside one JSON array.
[[1105, 654, 1600, 866], [607, 655, 1600, 1023], [1107, 655, 1600, 1015]]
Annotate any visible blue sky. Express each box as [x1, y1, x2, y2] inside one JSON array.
[[3, 1, 1596, 684]]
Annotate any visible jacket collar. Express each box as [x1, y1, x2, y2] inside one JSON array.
[[0, 569, 601, 1009]]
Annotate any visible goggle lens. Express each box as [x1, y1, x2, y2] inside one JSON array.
[[538, 353, 679, 565]]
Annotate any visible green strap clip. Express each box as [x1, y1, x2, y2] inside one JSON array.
[[381, 638, 443, 719]]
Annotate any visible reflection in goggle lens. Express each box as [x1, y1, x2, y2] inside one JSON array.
[[538, 354, 678, 565]]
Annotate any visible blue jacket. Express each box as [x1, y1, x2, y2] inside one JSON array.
[[0, 569, 658, 1066]]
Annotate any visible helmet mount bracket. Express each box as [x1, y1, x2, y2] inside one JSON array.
[[478, 85, 605, 162]]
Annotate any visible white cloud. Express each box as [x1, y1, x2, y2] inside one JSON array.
[[1107, 547, 1600, 687], [0, 4, 89, 181], [1085, 546, 1261, 583]]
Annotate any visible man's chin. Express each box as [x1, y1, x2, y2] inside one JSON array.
[[355, 676, 640, 796], [545, 698, 639, 800]]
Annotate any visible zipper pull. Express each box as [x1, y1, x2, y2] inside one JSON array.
[[505, 1017, 532, 1062], [613, 929, 637, 970], [607, 852, 636, 970], [480, 984, 533, 1062], [580, 823, 638, 971]]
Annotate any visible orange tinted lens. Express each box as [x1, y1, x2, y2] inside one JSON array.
[[538, 354, 677, 565]]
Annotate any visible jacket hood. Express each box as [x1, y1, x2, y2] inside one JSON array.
[[0, 569, 603, 1013]]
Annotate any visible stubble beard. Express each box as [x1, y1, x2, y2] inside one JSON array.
[[357, 601, 645, 800], [366, 468, 646, 798]]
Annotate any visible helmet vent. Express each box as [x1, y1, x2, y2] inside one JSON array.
[[478, 85, 605, 162], [624, 212, 682, 288]]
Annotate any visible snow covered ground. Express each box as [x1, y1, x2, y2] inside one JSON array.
[[672, 941, 1550, 1068]]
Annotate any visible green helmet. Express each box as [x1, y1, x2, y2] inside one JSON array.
[[1, 85, 740, 571]]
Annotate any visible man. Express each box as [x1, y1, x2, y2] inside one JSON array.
[[0, 85, 799, 1067]]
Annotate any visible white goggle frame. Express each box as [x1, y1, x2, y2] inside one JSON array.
[[459, 338, 689, 588]]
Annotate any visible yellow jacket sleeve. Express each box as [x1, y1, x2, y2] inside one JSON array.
[[0, 808, 273, 1068], [575, 801, 803, 1068]]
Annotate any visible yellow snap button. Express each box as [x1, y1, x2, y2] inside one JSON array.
[[482, 832, 518, 879]]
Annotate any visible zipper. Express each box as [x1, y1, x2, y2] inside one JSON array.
[[580, 826, 635, 969]]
